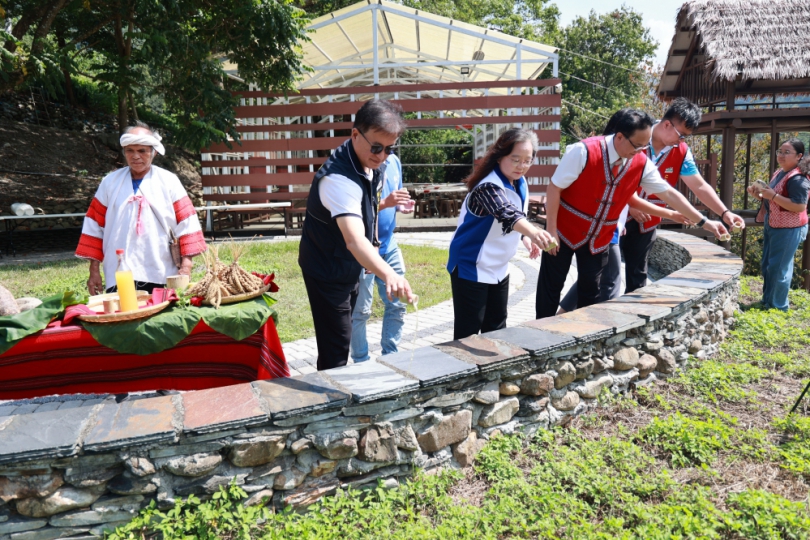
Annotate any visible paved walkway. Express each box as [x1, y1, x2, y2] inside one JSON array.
[[283, 232, 621, 377]]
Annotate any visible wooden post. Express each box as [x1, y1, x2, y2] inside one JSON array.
[[770, 119, 779, 174], [743, 134, 752, 209], [720, 126, 736, 219]]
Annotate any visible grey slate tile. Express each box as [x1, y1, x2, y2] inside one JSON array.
[[557, 306, 645, 333], [656, 276, 726, 290], [484, 326, 576, 356], [321, 361, 419, 403], [253, 372, 350, 419], [0, 407, 94, 465], [682, 263, 741, 275], [0, 405, 16, 417], [83, 395, 176, 452], [591, 301, 671, 322], [521, 317, 614, 343], [376, 347, 478, 386], [435, 334, 530, 373]]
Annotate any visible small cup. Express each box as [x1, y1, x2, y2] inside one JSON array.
[[103, 299, 119, 314], [166, 274, 190, 292]]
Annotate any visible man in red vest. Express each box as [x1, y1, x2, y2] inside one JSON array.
[[536, 109, 728, 319], [621, 98, 746, 293]]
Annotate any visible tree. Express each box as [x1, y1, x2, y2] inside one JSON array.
[[556, 7, 657, 144], [2, 0, 309, 149]]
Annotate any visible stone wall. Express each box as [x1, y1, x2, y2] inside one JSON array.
[[0, 230, 742, 539]]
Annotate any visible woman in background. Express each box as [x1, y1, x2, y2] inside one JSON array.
[[749, 138, 810, 311]]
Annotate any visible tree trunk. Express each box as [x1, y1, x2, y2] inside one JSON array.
[[114, 13, 128, 134], [29, 0, 70, 56], [56, 30, 77, 108], [129, 91, 139, 122]]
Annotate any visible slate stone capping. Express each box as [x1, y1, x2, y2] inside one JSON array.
[[434, 335, 530, 374], [556, 306, 645, 333], [521, 317, 614, 344], [181, 383, 267, 435], [591, 301, 671, 322], [83, 395, 177, 453], [0, 231, 745, 534], [484, 326, 576, 357], [376, 347, 479, 387], [319, 361, 420, 403], [252, 372, 350, 420], [0, 406, 98, 465]]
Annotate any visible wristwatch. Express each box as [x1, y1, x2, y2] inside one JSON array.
[[695, 216, 707, 228]]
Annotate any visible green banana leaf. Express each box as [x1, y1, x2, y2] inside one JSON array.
[[192, 296, 277, 342], [0, 292, 86, 356], [81, 305, 201, 356]]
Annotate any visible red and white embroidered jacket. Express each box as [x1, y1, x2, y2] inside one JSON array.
[[558, 136, 648, 254], [756, 167, 809, 229], [635, 141, 688, 233], [76, 165, 207, 286]]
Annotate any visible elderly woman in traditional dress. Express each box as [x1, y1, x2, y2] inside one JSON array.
[[76, 122, 207, 294], [748, 138, 810, 311]]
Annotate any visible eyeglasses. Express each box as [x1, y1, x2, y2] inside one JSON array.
[[359, 130, 398, 155], [621, 133, 650, 153], [670, 122, 688, 140], [776, 151, 797, 157], [509, 157, 534, 167]]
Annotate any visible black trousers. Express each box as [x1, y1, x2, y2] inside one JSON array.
[[535, 241, 609, 319], [620, 219, 657, 294], [302, 272, 359, 371], [558, 243, 622, 312], [450, 268, 509, 340]]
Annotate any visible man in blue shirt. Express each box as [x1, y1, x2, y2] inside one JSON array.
[[350, 153, 413, 362], [621, 98, 746, 292]]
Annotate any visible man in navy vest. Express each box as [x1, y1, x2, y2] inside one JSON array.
[[299, 99, 414, 371]]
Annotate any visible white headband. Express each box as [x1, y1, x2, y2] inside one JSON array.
[[120, 132, 165, 156]]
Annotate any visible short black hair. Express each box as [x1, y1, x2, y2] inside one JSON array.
[[353, 99, 407, 136], [603, 109, 655, 138], [783, 138, 806, 157], [662, 97, 702, 130]]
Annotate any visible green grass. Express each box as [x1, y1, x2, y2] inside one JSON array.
[[0, 242, 452, 343], [108, 277, 810, 539]]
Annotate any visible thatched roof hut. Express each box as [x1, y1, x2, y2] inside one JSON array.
[[659, 0, 810, 103]]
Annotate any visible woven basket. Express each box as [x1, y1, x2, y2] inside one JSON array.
[[78, 291, 172, 324], [204, 283, 271, 306]]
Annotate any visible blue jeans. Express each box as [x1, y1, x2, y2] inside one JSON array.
[[350, 247, 407, 362], [761, 222, 808, 311]]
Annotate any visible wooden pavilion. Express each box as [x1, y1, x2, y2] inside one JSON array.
[[658, 0, 810, 287]]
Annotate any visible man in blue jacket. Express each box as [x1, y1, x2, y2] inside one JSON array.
[[350, 153, 413, 363]]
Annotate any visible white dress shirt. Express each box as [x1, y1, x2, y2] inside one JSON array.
[[551, 134, 670, 194]]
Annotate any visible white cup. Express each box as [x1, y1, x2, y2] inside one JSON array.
[[10, 203, 34, 216]]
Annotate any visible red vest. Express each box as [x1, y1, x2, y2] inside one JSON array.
[[635, 142, 688, 233], [756, 167, 809, 228], [558, 136, 648, 254]]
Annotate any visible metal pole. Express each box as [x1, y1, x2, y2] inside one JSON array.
[[372, 7, 379, 85]]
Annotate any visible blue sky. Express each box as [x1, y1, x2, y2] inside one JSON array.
[[556, 0, 685, 67]]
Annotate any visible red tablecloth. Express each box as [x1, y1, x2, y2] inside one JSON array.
[[0, 318, 289, 400]]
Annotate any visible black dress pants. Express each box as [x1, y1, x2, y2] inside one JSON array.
[[620, 219, 657, 294], [450, 268, 509, 340], [302, 272, 359, 371], [535, 241, 609, 319]]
